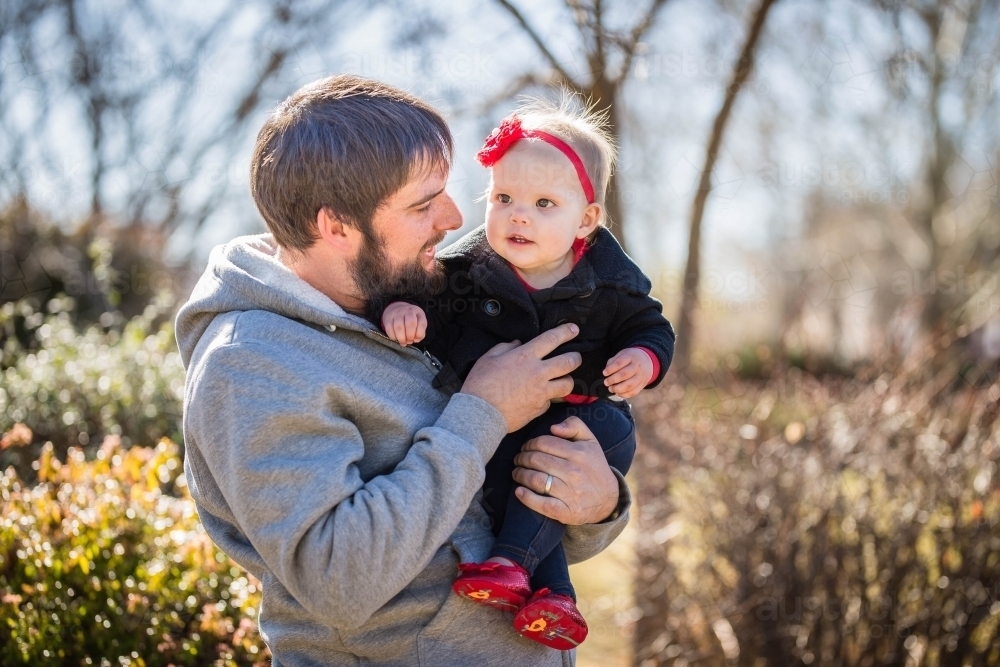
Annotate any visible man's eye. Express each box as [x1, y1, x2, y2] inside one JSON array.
[[416, 203, 431, 212], [497, 194, 511, 204], [536, 198, 553, 208]]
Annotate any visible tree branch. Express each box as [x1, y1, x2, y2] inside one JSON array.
[[474, 70, 561, 115], [617, 0, 669, 84], [674, 0, 780, 375], [593, 0, 606, 76], [494, 0, 585, 92]]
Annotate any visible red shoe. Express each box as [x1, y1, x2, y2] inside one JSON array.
[[452, 561, 532, 612], [514, 588, 588, 651]]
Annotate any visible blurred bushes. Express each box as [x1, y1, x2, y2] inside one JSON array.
[[633, 363, 1000, 666], [0, 434, 268, 665], [0, 202, 264, 663], [0, 200, 191, 332], [0, 295, 185, 481]]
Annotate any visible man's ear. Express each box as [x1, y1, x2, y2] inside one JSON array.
[[577, 203, 602, 238], [316, 207, 358, 252]]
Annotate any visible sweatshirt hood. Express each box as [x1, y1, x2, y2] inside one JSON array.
[[175, 233, 376, 367]]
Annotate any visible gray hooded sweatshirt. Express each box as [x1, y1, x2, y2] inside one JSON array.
[[175, 233, 631, 667]]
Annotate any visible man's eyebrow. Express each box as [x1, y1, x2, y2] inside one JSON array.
[[407, 187, 445, 208]]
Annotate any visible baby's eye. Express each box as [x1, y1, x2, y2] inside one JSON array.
[[536, 198, 554, 208], [497, 193, 511, 204]]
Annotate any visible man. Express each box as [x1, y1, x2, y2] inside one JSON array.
[[176, 75, 631, 666]]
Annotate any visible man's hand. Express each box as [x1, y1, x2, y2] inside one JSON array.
[[460, 323, 581, 432], [511, 417, 619, 525], [603, 347, 654, 399], [381, 302, 428, 346]]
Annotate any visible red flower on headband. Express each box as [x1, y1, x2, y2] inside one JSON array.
[[475, 112, 597, 203], [476, 114, 525, 167]]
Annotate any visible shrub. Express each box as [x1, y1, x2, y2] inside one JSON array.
[[632, 365, 1000, 666], [0, 434, 269, 666], [0, 200, 192, 328], [0, 294, 185, 479]]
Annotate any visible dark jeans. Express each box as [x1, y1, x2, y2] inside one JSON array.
[[480, 399, 636, 600]]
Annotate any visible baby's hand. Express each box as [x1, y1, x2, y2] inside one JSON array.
[[603, 348, 654, 399], [381, 302, 428, 346]]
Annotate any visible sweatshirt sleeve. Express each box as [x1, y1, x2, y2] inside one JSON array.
[[562, 469, 632, 564], [185, 341, 507, 630]]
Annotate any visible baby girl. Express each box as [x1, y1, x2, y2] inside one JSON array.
[[379, 100, 675, 650]]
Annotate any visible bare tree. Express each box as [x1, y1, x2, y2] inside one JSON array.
[[876, 0, 1000, 343], [775, 0, 1000, 363], [488, 0, 671, 252], [671, 0, 780, 376], [0, 0, 360, 248]]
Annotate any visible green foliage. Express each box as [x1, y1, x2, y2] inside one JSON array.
[[0, 436, 269, 666], [0, 294, 185, 478], [634, 366, 1000, 666]]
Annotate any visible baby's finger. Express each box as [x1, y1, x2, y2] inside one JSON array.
[[609, 378, 641, 399], [603, 354, 628, 376], [393, 320, 409, 346], [604, 363, 637, 387], [404, 312, 420, 343], [612, 388, 639, 399], [416, 316, 428, 341]]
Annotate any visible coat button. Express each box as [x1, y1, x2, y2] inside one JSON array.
[[483, 299, 501, 316]]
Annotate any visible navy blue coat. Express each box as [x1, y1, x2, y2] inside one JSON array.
[[389, 225, 675, 398]]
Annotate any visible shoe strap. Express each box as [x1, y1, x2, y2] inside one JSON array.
[[457, 561, 500, 573]]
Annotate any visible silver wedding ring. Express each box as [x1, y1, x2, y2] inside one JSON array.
[[543, 474, 553, 496]]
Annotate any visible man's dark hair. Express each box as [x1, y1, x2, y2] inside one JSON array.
[[250, 75, 454, 250]]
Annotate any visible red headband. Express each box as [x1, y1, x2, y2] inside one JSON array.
[[476, 114, 596, 204]]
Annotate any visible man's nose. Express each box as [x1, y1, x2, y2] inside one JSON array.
[[435, 192, 463, 232]]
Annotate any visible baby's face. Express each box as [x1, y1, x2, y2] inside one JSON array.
[[485, 140, 599, 275]]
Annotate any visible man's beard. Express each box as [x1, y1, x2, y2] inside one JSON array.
[[351, 231, 447, 323]]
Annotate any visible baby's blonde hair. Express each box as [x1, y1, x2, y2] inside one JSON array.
[[515, 93, 617, 227]]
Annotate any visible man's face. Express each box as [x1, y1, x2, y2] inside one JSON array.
[[349, 162, 463, 315]]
